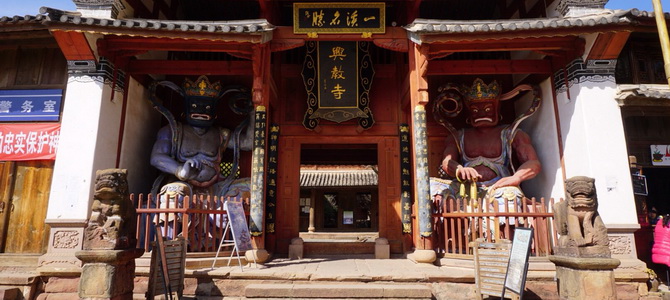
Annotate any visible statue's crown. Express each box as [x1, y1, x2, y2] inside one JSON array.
[[183, 75, 222, 98], [465, 78, 500, 103]]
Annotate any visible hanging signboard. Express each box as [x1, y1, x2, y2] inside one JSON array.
[[0, 123, 60, 161], [651, 145, 670, 166], [302, 41, 375, 130], [0, 89, 63, 122], [293, 2, 385, 35], [632, 174, 648, 196]]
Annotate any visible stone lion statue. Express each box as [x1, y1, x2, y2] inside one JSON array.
[[84, 169, 137, 250], [554, 176, 609, 252]]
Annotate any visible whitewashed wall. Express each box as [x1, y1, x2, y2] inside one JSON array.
[[118, 77, 162, 194], [47, 76, 123, 219], [517, 78, 565, 201], [556, 76, 637, 225]]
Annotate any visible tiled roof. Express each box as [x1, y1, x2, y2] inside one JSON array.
[[617, 84, 670, 101], [404, 9, 667, 40], [0, 7, 274, 42], [300, 166, 378, 187]]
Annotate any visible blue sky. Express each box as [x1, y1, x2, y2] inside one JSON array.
[[1, 0, 668, 17]]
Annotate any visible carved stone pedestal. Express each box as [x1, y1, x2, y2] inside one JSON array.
[[549, 255, 621, 300], [75, 249, 144, 300]]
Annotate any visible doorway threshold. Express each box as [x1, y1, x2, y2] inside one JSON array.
[[299, 231, 379, 242]]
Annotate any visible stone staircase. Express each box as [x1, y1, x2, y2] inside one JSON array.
[[244, 283, 433, 299], [0, 254, 41, 300], [299, 232, 379, 256]]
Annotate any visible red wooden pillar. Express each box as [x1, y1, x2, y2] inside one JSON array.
[[407, 42, 436, 263], [248, 43, 272, 262]]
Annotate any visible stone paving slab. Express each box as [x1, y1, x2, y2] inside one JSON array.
[[244, 283, 432, 299], [188, 257, 477, 283]]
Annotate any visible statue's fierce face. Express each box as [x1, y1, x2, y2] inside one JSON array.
[[185, 96, 217, 128], [565, 176, 597, 211], [466, 99, 500, 128]]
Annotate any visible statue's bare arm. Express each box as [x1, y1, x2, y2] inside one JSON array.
[[150, 126, 182, 177], [490, 130, 541, 190], [440, 134, 482, 182]]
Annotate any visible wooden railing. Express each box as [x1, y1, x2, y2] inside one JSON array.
[[132, 193, 249, 252], [433, 197, 558, 257]]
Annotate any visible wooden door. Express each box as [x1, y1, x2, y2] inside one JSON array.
[[0, 162, 16, 251], [2, 161, 54, 253]]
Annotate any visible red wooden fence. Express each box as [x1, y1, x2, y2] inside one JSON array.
[[133, 193, 249, 252], [433, 197, 558, 257]]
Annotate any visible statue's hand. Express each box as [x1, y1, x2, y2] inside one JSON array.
[[176, 159, 200, 181], [490, 176, 521, 190], [455, 166, 482, 182]]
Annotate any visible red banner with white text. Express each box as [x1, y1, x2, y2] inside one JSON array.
[[0, 123, 60, 161]]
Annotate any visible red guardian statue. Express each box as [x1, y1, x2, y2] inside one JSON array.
[[430, 78, 542, 236]]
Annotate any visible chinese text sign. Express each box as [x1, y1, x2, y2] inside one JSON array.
[[0, 123, 60, 161]]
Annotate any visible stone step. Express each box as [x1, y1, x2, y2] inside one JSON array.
[[303, 242, 375, 256], [244, 283, 432, 299], [0, 255, 39, 267]]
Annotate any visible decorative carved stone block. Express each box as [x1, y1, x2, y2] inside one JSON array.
[[84, 169, 137, 250]]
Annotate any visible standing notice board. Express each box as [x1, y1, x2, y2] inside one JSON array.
[[503, 227, 533, 299], [225, 201, 253, 251]]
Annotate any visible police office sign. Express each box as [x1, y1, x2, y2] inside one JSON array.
[[0, 89, 63, 121], [0, 89, 62, 160]]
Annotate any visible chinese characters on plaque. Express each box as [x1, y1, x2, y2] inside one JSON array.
[[0, 123, 60, 161], [413, 106, 432, 237], [0, 89, 63, 121], [293, 3, 385, 35], [399, 124, 412, 233], [302, 41, 375, 130], [265, 124, 280, 234], [250, 107, 267, 236]]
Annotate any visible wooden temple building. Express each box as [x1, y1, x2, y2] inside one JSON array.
[[2, 0, 670, 298]]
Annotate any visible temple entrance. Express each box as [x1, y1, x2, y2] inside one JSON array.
[[298, 144, 379, 244], [275, 136, 401, 254]]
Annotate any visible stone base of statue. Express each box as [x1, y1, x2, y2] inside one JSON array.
[[75, 248, 144, 300], [549, 254, 621, 300], [554, 245, 612, 258], [407, 249, 436, 264]]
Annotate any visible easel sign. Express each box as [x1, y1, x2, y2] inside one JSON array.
[[226, 200, 253, 251], [502, 227, 533, 300]]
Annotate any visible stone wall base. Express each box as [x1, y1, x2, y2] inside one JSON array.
[[29, 275, 661, 300]]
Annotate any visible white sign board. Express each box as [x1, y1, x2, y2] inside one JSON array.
[[503, 227, 533, 299], [651, 145, 670, 166]]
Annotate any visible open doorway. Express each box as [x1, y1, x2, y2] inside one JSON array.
[[298, 144, 379, 241]]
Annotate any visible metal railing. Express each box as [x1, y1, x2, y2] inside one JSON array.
[[132, 193, 249, 252], [433, 197, 558, 257]]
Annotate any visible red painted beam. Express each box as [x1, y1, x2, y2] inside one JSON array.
[[587, 31, 631, 60], [51, 30, 95, 61], [126, 60, 253, 75], [427, 59, 552, 75], [101, 37, 254, 54]]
